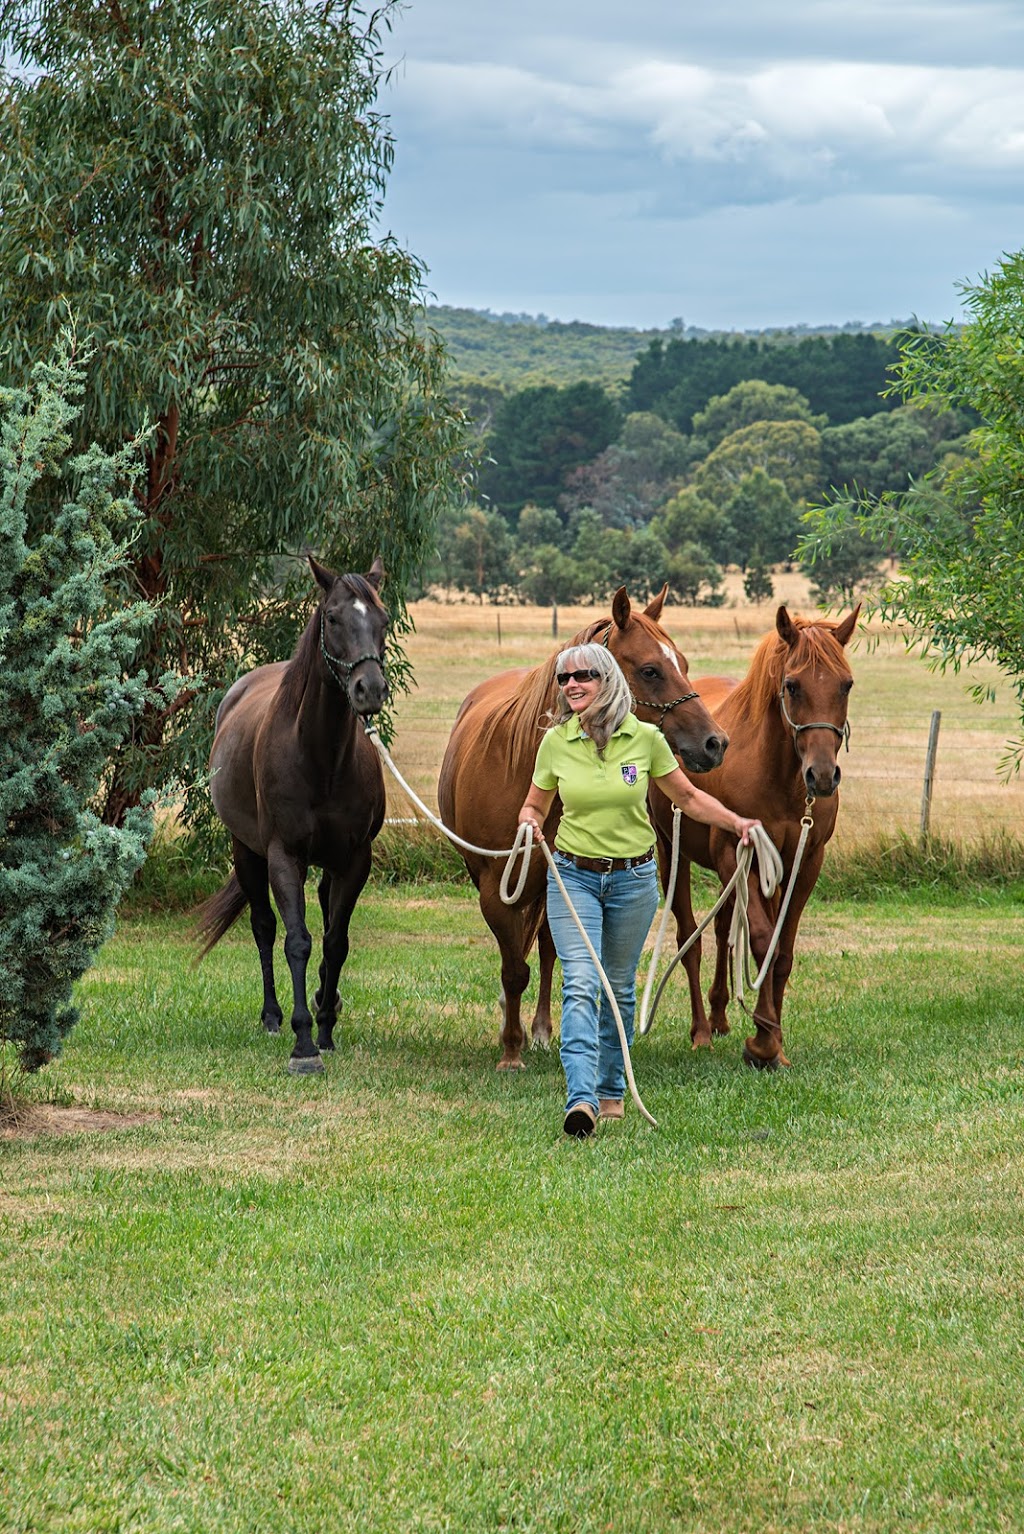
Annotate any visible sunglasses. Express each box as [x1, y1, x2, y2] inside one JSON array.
[[556, 668, 601, 685]]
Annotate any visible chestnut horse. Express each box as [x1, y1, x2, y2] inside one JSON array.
[[196, 557, 389, 1073], [649, 604, 858, 1069], [438, 585, 728, 1070]]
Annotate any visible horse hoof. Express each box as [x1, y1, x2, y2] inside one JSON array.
[[711, 1019, 731, 1036], [742, 1045, 784, 1072], [495, 1058, 526, 1072], [263, 1018, 282, 1034], [287, 1053, 324, 1075], [530, 1031, 552, 1052]]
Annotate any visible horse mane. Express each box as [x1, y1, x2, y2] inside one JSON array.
[[729, 613, 853, 722], [478, 615, 614, 779], [277, 573, 385, 715]]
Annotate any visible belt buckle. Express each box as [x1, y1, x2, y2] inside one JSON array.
[[596, 854, 614, 871]]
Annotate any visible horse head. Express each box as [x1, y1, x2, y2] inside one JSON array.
[[775, 603, 859, 798], [606, 584, 728, 772], [309, 555, 389, 716]]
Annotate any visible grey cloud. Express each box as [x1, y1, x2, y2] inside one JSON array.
[[380, 1, 1024, 328]]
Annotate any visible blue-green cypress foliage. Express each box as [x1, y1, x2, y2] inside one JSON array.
[[0, 343, 177, 1070]]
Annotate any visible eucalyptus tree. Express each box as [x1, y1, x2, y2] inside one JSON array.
[[800, 252, 1024, 769], [0, 0, 466, 823]]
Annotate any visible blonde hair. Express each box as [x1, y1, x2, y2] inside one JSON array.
[[547, 642, 632, 751]]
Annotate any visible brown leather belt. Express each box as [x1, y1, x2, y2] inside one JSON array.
[[555, 846, 656, 874]]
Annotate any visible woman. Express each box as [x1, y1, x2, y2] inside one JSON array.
[[517, 642, 760, 1139]]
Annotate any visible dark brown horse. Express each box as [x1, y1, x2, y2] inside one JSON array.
[[196, 557, 389, 1073], [438, 585, 729, 1070], [649, 604, 858, 1068]]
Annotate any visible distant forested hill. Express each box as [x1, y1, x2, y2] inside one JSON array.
[[424, 305, 903, 394], [425, 305, 657, 390]]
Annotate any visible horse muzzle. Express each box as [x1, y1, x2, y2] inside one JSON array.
[[678, 729, 729, 774], [348, 662, 389, 717], [804, 759, 841, 797]]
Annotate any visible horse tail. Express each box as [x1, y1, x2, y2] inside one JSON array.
[[193, 873, 249, 963]]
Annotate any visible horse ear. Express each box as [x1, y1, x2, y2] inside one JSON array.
[[611, 586, 631, 630], [365, 557, 384, 592], [834, 603, 861, 647], [644, 583, 668, 623], [309, 555, 336, 594], [776, 605, 798, 647]]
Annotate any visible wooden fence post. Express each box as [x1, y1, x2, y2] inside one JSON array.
[[919, 710, 941, 843], [551, 601, 558, 639]]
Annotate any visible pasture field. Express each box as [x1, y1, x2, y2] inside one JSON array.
[[3, 882, 1024, 1533], [389, 576, 1024, 848]]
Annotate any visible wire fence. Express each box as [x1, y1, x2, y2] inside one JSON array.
[[381, 607, 1023, 851]]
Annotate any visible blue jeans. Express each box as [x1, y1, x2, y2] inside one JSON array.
[[546, 854, 660, 1115]]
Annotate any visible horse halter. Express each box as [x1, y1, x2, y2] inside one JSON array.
[[778, 684, 851, 751], [630, 686, 699, 724], [319, 610, 386, 690], [597, 620, 699, 723]]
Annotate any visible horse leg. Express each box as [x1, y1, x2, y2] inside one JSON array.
[[671, 861, 716, 1049], [233, 838, 283, 1035], [763, 849, 824, 1067], [315, 844, 372, 1054], [266, 843, 320, 1073], [314, 871, 340, 1020], [735, 885, 788, 1071], [480, 884, 534, 1071], [707, 896, 735, 1038], [530, 919, 555, 1049]]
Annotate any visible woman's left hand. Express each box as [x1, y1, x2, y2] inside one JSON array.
[[735, 817, 761, 846]]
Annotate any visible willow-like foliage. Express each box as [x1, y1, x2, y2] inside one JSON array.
[[800, 259, 1024, 774], [0, 0, 468, 823]]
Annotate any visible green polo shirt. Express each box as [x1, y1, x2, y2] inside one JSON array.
[[532, 713, 678, 859]]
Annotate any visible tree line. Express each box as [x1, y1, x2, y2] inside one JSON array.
[[425, 356, 972, 607]]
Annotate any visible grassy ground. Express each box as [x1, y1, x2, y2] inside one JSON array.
[[3, 883, 1024, 1533]]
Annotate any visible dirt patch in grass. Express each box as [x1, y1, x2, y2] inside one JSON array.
[[0, 1102, 161, 1142]]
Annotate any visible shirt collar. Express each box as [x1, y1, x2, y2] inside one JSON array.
[[565, 711, 639, 742]]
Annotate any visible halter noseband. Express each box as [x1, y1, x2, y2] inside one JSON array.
[[320, 610, 385, 690], [597, 620, 699, 722], [778, 685, 851, 751]]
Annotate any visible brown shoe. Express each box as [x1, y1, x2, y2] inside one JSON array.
[[563, 1102, 597, 1139], [598, 1099, 624, 1120]]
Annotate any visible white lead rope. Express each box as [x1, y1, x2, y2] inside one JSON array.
[[638, 812, 784, 1035], [365, 725, 657, 1122], [363, 724, 803, 1124], [728, 805, 814, 1012]]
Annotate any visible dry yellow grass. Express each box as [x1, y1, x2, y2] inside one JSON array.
[[387, 571, 1024, 848]]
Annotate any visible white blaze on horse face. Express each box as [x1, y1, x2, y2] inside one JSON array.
[[660, 641, 685, 683], [351, 599, 367, 616]]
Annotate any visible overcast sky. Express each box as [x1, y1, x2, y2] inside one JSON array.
[[379, 0, 1024, 332]]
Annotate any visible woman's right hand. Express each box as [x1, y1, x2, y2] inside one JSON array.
[[517, 808, 545, 842]]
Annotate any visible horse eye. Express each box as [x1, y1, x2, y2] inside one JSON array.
[[785, 679, 799, 697], [326, 613, 338, 627], [841, 679, 854, 695], [640, 666, 661, 681]]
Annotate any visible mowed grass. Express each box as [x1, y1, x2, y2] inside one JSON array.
[[3, 882, 1024, 1533], [389, 581, 1024, 847]]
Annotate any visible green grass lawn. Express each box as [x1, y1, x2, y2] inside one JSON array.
[[3, 884, 1024, 1533]]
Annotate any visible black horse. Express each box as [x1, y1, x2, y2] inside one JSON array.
[[196, 556, 388, 1072]]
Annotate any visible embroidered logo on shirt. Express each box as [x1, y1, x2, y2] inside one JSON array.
[[621, 764, 638, 786]]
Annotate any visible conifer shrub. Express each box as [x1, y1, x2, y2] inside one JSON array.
[[0, 344, 177, 1071]]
